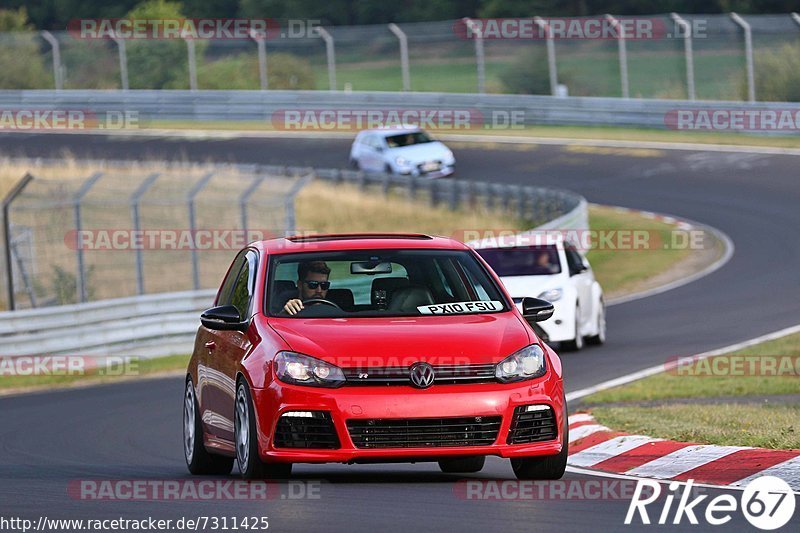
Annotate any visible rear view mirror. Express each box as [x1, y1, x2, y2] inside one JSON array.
[[201, 305, 248, 331], [521, 297, 555, 322], [351, 261, 393, 275]]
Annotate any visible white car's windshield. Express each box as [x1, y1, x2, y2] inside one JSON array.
[[268, 249, 508, 318], [476, 245, 562, 276], [385, 131, 433, 148]]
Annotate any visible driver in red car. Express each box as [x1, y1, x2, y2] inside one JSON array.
[[282, 261, 331, 315]]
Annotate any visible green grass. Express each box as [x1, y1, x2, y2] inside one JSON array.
[[582, 332, 800, 449], [0, 354, 190, 392]]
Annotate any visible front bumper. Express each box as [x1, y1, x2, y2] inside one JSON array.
[[252, 372, 564, 463]]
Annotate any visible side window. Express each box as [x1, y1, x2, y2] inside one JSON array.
[[217, 252, 247, 306], [229, 251, 257, 320]]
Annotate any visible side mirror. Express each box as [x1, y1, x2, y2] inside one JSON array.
[[521, 297, 555, 322], [569, 263, 588, 276], [201, 305, 248, 332], [375, 146, 384, 153]]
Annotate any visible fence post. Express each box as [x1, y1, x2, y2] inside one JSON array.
[[184, 36, 198, 91], [388, 23, 410, 92], [315, 27, 337, 91], [130, 173, 160, 296], [534, 17, 558, 96], [284, 173, 315, 235], [448, 181, 459, 210], [604, 15, 629, 98], [111, 33, 129, 91], [731, 13, 755, 102], [670, 13, 695, 100], [40, 31, 63, 90], [250, 29, 268, 90], [2, 173, 34, 311], [240, 175, 267, 239], [463, 19, 486, 94], [187, 171, 214, 290], [74, 172, 104, 303]]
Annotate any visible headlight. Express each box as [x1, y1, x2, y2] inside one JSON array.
[[495, 344, 546, 383], [395, 156, 410, 167], [444, 150, 454, 160], [274, 351, 345, 388], [538, 288, 563, 302]]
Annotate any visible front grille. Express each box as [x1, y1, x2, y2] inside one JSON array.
[[347, 416, 501, 448], [273, 411, 340, 449], [342, 363, 496, 386], [507, 405, 558, 444]]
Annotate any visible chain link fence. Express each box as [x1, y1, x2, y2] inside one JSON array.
[[2, 14, 800, 100]]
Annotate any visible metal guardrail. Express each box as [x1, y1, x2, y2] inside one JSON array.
[[1, 89, 799, 130], [0, 161, 587, 358]]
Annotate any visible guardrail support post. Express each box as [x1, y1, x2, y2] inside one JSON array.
[[239, 175, 267, 237], [462, 19, 486, 94], [187, 172, 215, 290], [534, 17, 558, 96], [284, 173, 314, 235], [605, 15, 629, 98], [111, 33, 129, 91], [250, 30, 269, 90], [670, 13, 695, 100], [74, 172, 104, 303], [388, 23, 410, 92], [40, 31, 63, 90], [2, 173, 34, 311], [184, 36, 198, 91], [730, 13, 755, 102], [130, 173, 160, 295], [315, 27, 337, 91]]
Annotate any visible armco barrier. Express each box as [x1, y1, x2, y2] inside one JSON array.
[[0, 161, 587, 359], [0, 90, 799, 131]]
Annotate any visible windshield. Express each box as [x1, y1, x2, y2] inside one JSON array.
[[267, 249, 509, 318], [476, 245, 562, 276], [385, 131, 433, 148]]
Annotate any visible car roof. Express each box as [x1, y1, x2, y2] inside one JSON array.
[[252, 233, 470, 254]]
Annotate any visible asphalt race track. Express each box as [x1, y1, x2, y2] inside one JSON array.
[[1, 132, 799, 531]]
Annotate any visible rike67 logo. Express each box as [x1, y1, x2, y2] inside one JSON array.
[[626, 477, 796, 530]]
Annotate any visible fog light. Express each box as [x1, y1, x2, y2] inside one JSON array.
[[282, 411, 314, 418], [525, 405, 551, 412]]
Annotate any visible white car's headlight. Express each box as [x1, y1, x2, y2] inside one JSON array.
[[274, 351, 345, 388], [495, 344, 547, 383], [538, 288, 563, 302], [444, 150, 454, 161], [395, 156, 411, 167]]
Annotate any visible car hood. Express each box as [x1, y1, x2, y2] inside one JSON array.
[[500, 275, 564, 299], [269, 312, 530, 367], [387, 142, 451, 162]]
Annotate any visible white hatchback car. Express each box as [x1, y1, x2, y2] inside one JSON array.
[[475, 237, 606, 351], [349, 127, 455, 178]]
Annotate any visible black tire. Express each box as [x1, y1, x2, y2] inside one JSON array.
[[438, 456, 486, 473], [350, 158, 360, 170], [561, 306, 584, 351], [184, 378, 234, 475], [586, 302, 606, 346], [384, 164, 394, 175], [511, 407, 569, 480], [235, 379, 292, 480]]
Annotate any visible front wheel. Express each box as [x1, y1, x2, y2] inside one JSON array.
[[511, 409, 568, 480], [561, 306, 584, 351], [586, 302, 606, 346], [235, 380, 292, 480], [184, 378, 234, 475], [438, 456, 485, 473]]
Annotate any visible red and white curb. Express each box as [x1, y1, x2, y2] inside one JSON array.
[[567, 413, 800, 492]]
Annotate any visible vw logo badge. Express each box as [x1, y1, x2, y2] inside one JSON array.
[[409, 362, 435, 389]]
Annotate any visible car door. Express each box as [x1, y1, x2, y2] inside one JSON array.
[[364, 134, 386, 172], [199, 249, 257, 444], [564, 242, 593, 330]]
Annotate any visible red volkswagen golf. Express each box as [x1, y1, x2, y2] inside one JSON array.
[[183, 234, 567, 480]]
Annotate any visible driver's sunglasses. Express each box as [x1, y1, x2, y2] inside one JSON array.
[[303, 280, 330, 290]]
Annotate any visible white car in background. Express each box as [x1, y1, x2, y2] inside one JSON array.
[[475, 236, 606, 351], [349, 126, 455, 178]]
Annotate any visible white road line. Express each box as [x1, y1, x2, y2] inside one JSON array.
[[568, 435, 662, 468], [731, 455, 800, 491], [625, 445, 750, 479], [568, 424, 610, 443], [567, 413, 595, 425], [566, 322, 800, 402]]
